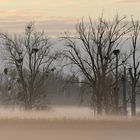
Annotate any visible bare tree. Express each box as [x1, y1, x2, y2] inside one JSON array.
[[0, 23, 58, 109], [62, 15, 130, 115], [129, 19, 140, 116]]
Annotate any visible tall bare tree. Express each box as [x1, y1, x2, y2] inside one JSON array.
[[129, 19, 140, 116], [0, 23, 58, 109], [62, 15, 130, 115]]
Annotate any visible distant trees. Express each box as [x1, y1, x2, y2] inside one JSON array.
[[0, 23, 59, 109], [0, 67, 81, 109], [46, 73, 80, 106]]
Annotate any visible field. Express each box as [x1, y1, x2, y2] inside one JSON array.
[[0, 106, 140, 140]]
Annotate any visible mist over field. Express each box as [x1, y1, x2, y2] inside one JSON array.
[[0, 105, 139, 120], [0, 106, 92, 120]]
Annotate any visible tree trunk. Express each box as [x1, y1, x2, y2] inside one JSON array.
[[131, 86, 136, 116], [104, 92, 109, 114], [114, 87, 119, 114], [114, 54, 119, 114], [102, 74, 109, 114], [122, 66, 127, 115], [25, 87, 33, 110], [25, 100, 32, 110], [25, 92, 32, 110], [96, 95, 102, 115]]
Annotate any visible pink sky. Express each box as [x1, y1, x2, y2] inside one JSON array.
[[0, 0, 139, 35]]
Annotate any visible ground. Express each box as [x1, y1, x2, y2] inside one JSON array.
[[0, 119, 140, 140], [0, 106, 139, 140]]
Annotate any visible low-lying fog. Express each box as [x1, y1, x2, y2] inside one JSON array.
[[0, 106, 94, 120], [0, 105, 138, 120]]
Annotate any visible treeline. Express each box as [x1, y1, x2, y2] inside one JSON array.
[[0, 71, 82, 109], [0, 15, 140, 116]]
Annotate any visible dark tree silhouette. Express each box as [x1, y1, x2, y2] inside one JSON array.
[[0, 23, 59, 109], [129, 19, 140, 116], [62, 15, 130, 115]]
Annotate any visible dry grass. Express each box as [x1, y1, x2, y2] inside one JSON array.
[[0, 118, 140, 140], [0, 106, 140, 140]]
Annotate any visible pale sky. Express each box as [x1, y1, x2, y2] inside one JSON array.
[[0, 0, 140, 36]]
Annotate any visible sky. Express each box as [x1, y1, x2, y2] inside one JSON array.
[[0, 0, 140, 36]]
